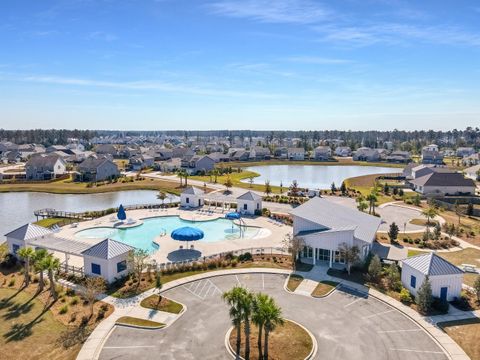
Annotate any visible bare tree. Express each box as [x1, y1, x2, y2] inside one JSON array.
[[282, 234, 305, 271], [81, 277, 107, 317], [127, 249, 150, 288]]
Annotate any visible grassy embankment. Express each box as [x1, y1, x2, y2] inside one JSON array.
[[0, 175, 183, 195]]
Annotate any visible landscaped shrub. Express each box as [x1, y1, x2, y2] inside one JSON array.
[[399, 287, 412, 303], [8, 278, 15, 287], [451, 294, 472, 311], [238, 252, 253, 262], [66, 288, 76, 297], [432, 297, 449, 313], [59, 305, 69, 314], [70, 296, 79, 306]]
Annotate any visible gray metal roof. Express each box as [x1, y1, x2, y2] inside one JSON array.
[[402, 253, 463, 276], [29, 236, 93, 255], [237, 191, 262, 201], [4, 223, 52, 240], [182, 186, 204, 195], [289, 197, 381, 244], [82, 238, 134, 259]]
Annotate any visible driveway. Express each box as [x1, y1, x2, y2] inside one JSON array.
[[99, 274, 447, 360]]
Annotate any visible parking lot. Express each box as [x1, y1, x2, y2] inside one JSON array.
[[100, 273, 447, 360]]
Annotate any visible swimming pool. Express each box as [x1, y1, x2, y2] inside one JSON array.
[[75, 216, 263, 252]]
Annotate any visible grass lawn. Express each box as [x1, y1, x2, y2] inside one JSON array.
[[230, 320, 312, 360], [439, 318, 480, 360], [115, 316, 165, 328], [311, 280, 339, 297], [286, 274, 304, 292], [34, 217, 66, 228], [140, 295, 183, 314], [0, 176, 183, 195], [0, 288, 80, 360], [409, 218, 439, 227]]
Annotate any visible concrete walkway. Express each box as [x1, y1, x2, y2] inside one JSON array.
[[77, 266, 471, 360], [293, 278, 318, 296]]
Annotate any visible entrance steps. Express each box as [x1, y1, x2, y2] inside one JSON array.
[[294, 278, 318, 296]]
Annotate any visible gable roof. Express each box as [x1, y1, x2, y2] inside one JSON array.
[[410, 172, 475, 187], [289, 197, 381, 244], [81, 238, 134, 259], [402, 253, 463, 276], [237, 191, 262, 201], [26, 154, 64, 168], [4, 223, 52, 240], [182, 186, 204, 195]]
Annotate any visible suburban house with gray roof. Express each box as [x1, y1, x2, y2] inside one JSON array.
[[290, 197, 381, 267], [409, 170, 475, 195], [401, 253, 463, 302], [181, 155, 215, 174], [76, 157, 120, 182], [82, 238, 134, 283], [25, 154, 67, 180]]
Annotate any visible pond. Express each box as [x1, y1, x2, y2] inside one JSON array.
[[0, 190, 179, 241], [243, 165, 401, 190]]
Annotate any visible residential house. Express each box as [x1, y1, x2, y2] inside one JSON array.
[[156, 158, 182, 172], [464, 164, 480, 181], [25, 154, 67, 180], [353, 147, 380, 162], [249, 146, 271, 160], [129, 155, 154, 171], [96, 144, 118, 157], [401, 253, 463, 302], [462, 153, 480, 166], [208, 152, 230, 163], [273, 147, 288, 159], [290, 197, 381, 267], [409, 169, 476, 195], [77, 157, 120, 182], [314, 146, 332, 161], [456, 147, 476, 158], [230, 150, 250, 162], [236, 191, 262, 215], [422, 144, 444, 164], [334, 146, 352, 157], [287, 147, 305, 160], [386, 151, 411, 163], [181, 155, 215, 175]]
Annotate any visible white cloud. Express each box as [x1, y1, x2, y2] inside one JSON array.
[[21, 74, 283, 99], [207, 0, 330, 24]]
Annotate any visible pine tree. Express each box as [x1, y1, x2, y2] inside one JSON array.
[[368, 255, 382, 283], [416, 276, 433, 314], [388, 222, 399, 243]]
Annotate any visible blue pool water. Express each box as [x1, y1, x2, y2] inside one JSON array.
[[75, 216, 261, 252]]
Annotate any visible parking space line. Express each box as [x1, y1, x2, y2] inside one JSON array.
[[193, 280, 203, 293], [198, 280, 209, 296], [183, 284, 204, 299], [390, 348, 444, 354], [235, 275, 242, 286], [344, 298, 362, 308], [378, 329, 422, 334], [362, 309, 395, 319]]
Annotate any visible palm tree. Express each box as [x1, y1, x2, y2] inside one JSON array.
[[366, 191, 378, 215], [252, 293, 269, 360], [17, 247, 35, 287], [241, 291, 254, 359], [183, 171, 189, 187], [33, 249, 48, 292], [213, 169, 219, 183], [42, 255, 60, 300], [263, 296, 284, 360], [222, 286, 247, 356], [176, 169, 184, 187]]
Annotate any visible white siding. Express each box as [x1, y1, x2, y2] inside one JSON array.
[[180, 193, 203, 208], [237, 199, 262, 215], [83, 253, 129, 283]]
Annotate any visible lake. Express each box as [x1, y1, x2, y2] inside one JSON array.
[[243, 165, 401, 190], [0, 190, 179, 241]]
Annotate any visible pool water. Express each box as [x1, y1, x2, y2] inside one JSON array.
[[75, 216, 262, 252]]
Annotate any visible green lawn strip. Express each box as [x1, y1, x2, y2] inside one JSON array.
[[311, 280, 339, 297], [34, 217, 66, 228], [409, 218, 439, 227], [286, 274, 304, 292], [140, 295, 183, 314], [115, 316, 165, 328]]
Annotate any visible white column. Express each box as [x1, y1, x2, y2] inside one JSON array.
[[329, 250, 333, 268], [313, 248, 316, 265]]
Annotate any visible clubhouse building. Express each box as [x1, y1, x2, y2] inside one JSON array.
[[290, 197, 381, 267]]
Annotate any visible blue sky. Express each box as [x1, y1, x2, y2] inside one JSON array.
[[1, 0, 479, 131]]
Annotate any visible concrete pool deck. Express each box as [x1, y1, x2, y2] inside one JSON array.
[[54, 207, 290, 266]]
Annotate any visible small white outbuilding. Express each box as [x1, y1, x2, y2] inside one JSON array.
[[401, 253, 463, 302], [236, 191, 262, 215], [180, 186, 205, 208]]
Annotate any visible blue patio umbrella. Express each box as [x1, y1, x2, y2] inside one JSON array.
[[171, 226, 204, 249], [117, 204, 127, 221], [225, 212, 241, 232]]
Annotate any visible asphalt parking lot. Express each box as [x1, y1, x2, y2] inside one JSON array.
[[99, 273, 447, 360]]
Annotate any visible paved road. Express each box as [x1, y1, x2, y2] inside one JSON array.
[[100, 274, 447, 360]]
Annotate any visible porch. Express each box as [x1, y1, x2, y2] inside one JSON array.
[[300, 246, 347, 269]]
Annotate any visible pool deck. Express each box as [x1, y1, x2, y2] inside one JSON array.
[[54, 207, 290, 265]]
